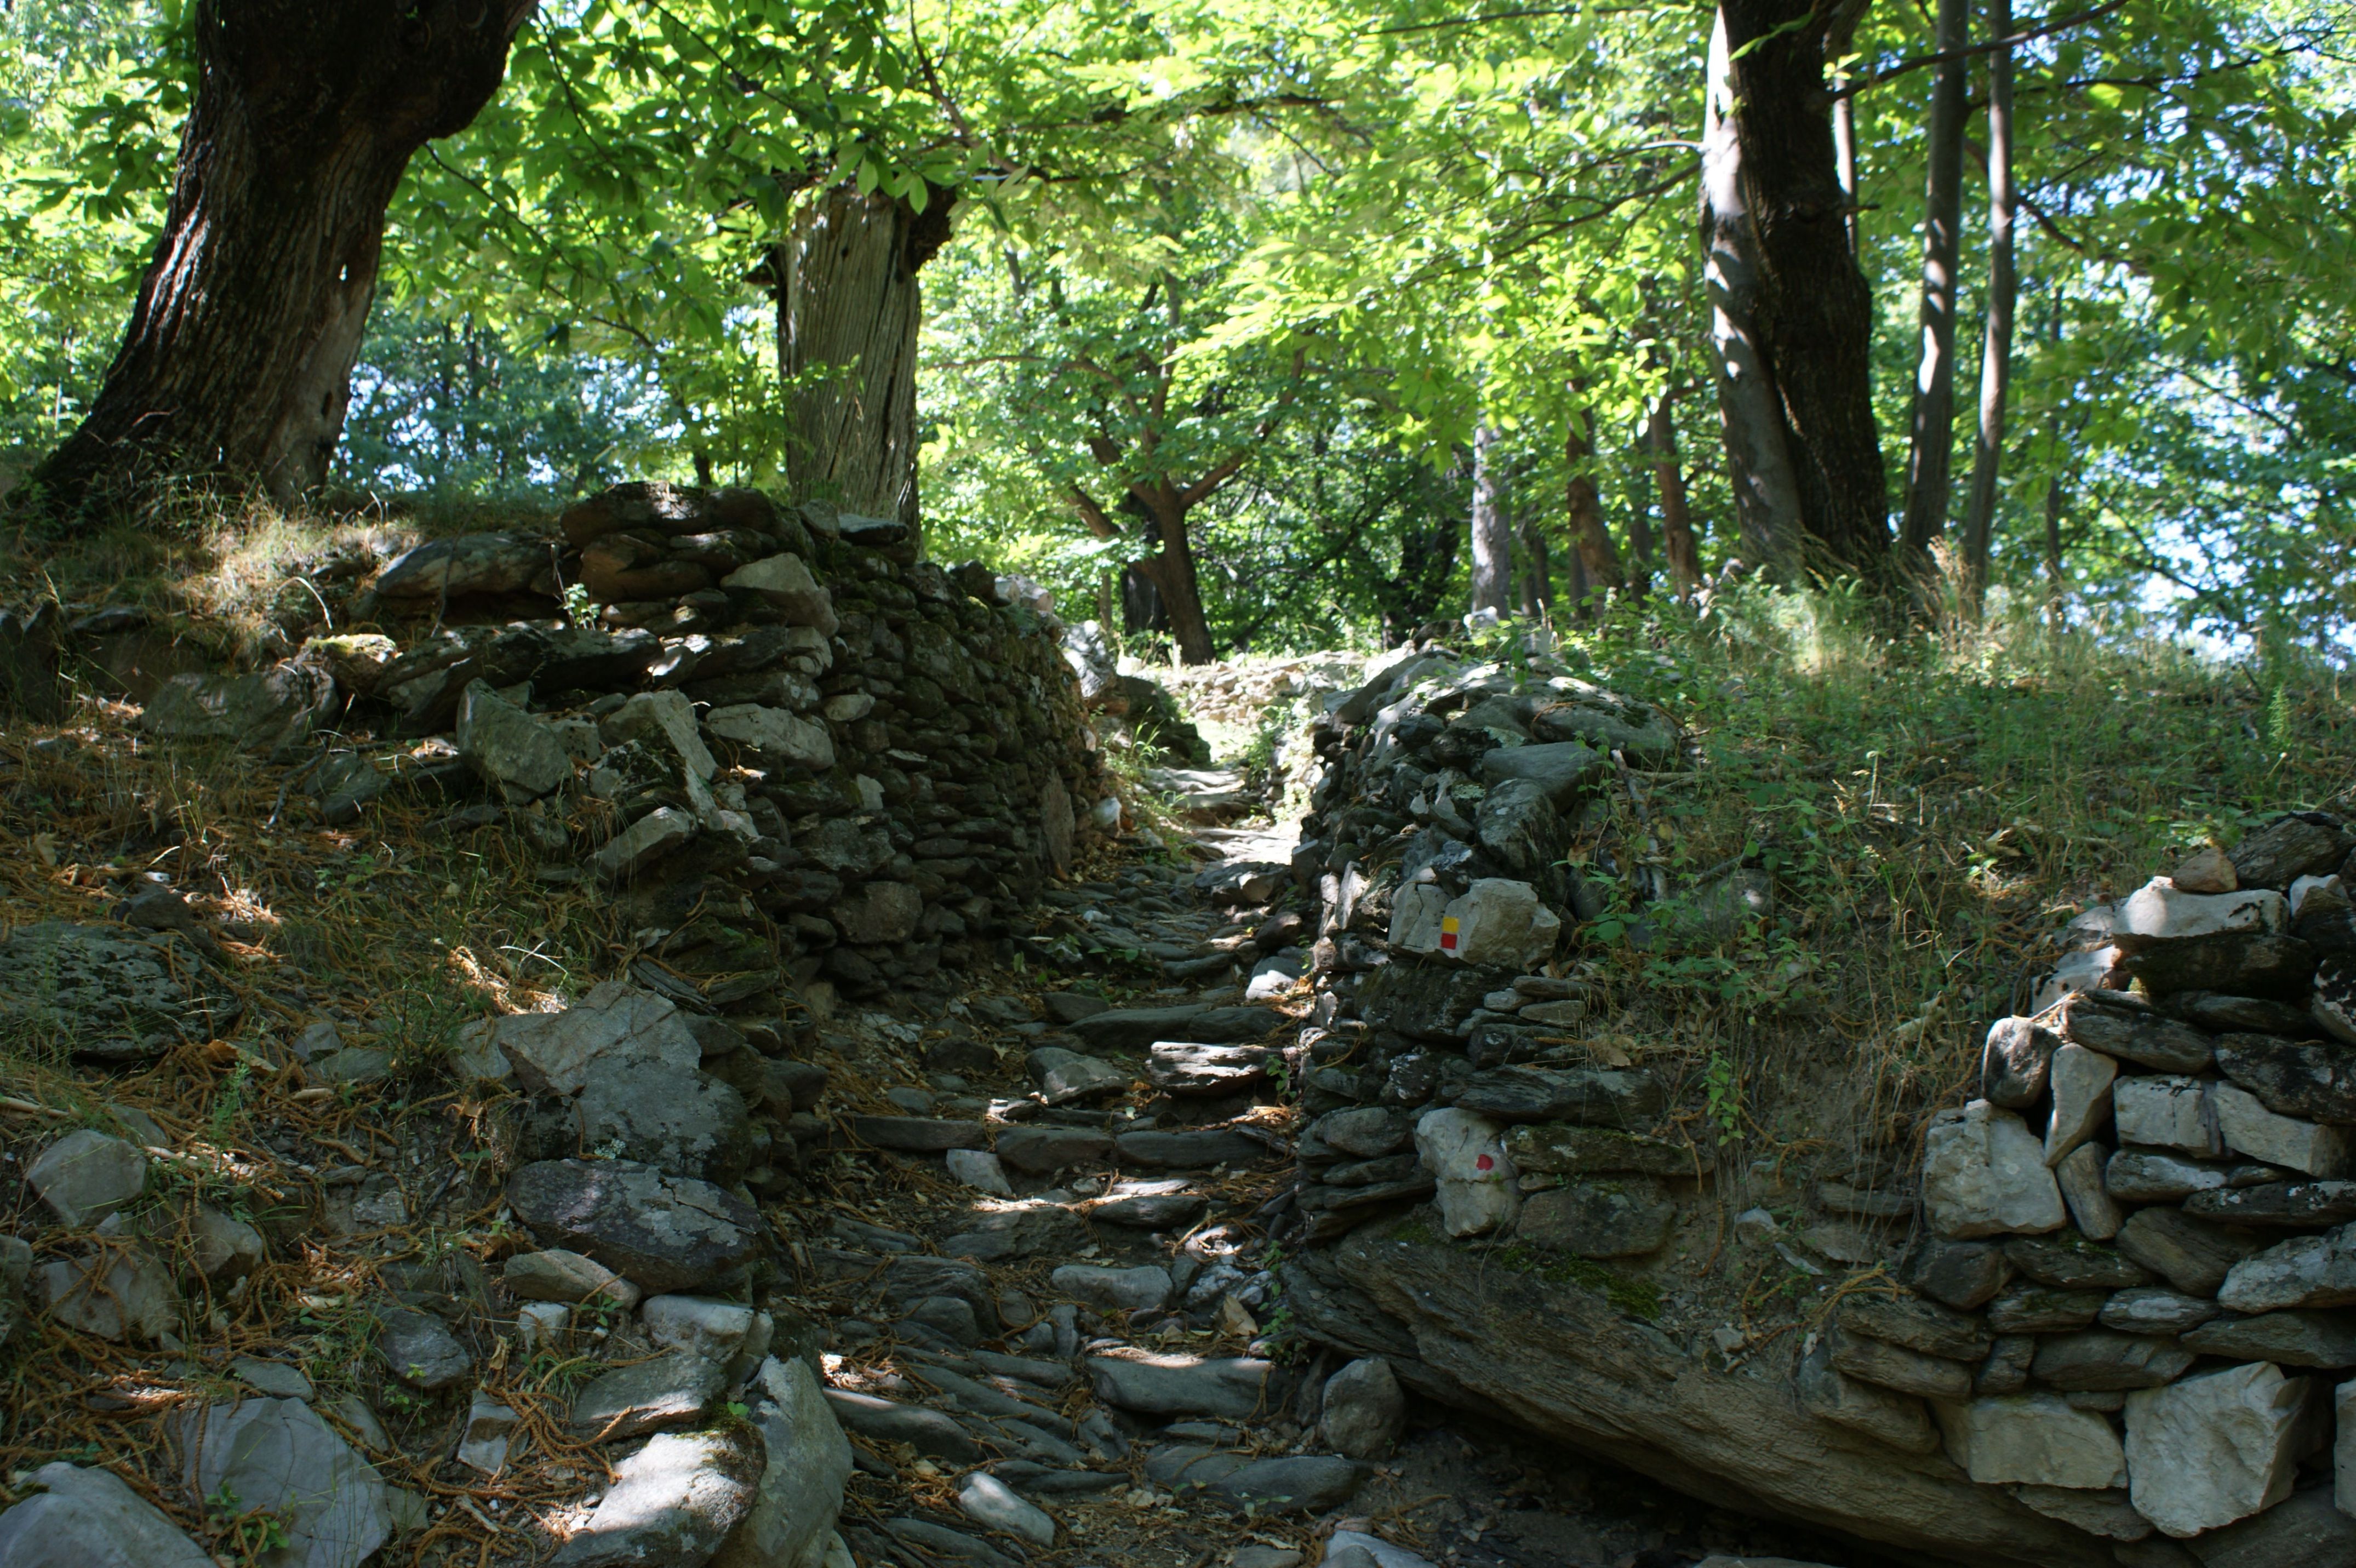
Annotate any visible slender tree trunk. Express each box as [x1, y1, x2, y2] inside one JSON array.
[[1624, 415, 1657, 598], [1564, 407, 1625, 610], [1649, 395, 1703, 600], [1519, 519, 1553, 617], [1829, 2, 1865, 258], [1720, 0, 1894, 580], [2044, 466, 2066, 635], [32, 0, 536, 517], [1469, 423, 1515, 614], [1132, 490, 1217, 665], [777, 184, 953, 533], [1898, 0, 1972, 566], [1702, 8, 1805, 578], [1959, 0, 2017, 614]]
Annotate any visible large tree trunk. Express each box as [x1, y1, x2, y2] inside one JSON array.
[[1649, 394, 1703, 600], [1519, 519, 1554, 617], [1564, 407, 1626, 611], [1702, 8, 1805, 579], [1959, 0, 2018, 614], [777, 185, 953, 533], [32, 0, 536, 516], [1469, 423, 1515, 614], [1720, 0, 1894, 579], [1131, 488, 1217, 665], [1897, 0, 1973, 565]]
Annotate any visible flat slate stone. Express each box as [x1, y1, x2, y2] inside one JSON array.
[[850, 1115, 991, 1152], [994, 1125, 1114, 1173], [0, 923, 242, 1062], [2215, 1033, 2356, 1124], [1071, 1004, 1277, 1051], [1087, 1349, 1273, 1419], [1145, 1445, 1365, 1513], [1147, 1042, 1274, 1095], [2188, 1180, 2356, 1228], [568, 1349, 726, 1439], [1450, 1066, 1665, 1127], [0, 1461, 214, 1567], [1114, 1128, 1276, 1168], [823, 1389, 984, 1461], [2182, 1309, 2356, 1367], [505, 1159, 761, 1294]]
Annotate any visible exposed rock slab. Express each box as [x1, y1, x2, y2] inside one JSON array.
[[506, 1159, 762, 1293]]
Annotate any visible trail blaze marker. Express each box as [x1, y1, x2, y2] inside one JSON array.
[[1439, 915, 1460, 952]]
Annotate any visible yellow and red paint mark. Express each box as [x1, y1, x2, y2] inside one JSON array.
[[1439, 914, 1460, 953]]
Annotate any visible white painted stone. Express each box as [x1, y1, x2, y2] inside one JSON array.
[[2211, 1083, 2349, 1177], [1921, 1101, 2067, 1239], [1414, 1107, 1520, 1237], [2124, 1361, 2313, 1537], [705, 704, 835, 772], [1934, 1393, 2128, 1490], [2112, 1075, 2219, 1157], [1437, 878, 1560, 970], [2043, 1045, 2117, 1167], [2116, 877, 2288, 943], [2054, 1143, 2121, 1240]]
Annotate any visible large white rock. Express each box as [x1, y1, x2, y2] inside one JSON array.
[[2043, 1045, 2117, 1167], [2124, 1362, 2314, 1537], [2212, 1083, 2349, 1176], [721, 554, 839, 638], [2112, 1075, 2219, 1156], [1922, 1101, 2067, 1239], [705, 705, 835, 772], [26, 1130, 147, 1226], [1437, 879, 1559, 970], [0, 1461, 215, 1567], [1933, 1393, 2127, 1489], [1414, 1107, 1519, 1237], [2116, 878, 2288, 943], [1387, 883, 1449, 953], [602, 689, 718, 781], [2217, 1222, 2356, 1312], [2054, 1142, 2122, 1240]]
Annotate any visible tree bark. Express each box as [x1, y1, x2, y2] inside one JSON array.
[[1563, 406, 1625, 610], [777, 184, 953, 533], [32, 0, 537, 516], [1959, 0, 2017, 614], [1649, 394, 1703, 600], [1702, 8, 1805, 579], [1898, 0, 1973, 565], [1519, 519, 1554, 617], [1720, 0, 1894, 580], [1131, 487, 1217, 665], [1469, 422, 1515, 614]]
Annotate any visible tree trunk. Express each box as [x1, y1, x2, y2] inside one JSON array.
[[1131, 490, 1217, 665], [1649, 395, 1703, 600], [1564, 407, 1625, 610], [1897, 0, 1972, 565], [1469, 423, 1515, 614], [1702, 8, 1805, 579], [1519, 519, 1553, 617], [777, 184, 953, 533], [1720, 0, 1894, 579], [1958, 0, 2017, 614], [1829, 0, 1865, 257], [32, 0, 536, 516]]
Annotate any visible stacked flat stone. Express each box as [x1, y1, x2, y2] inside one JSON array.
[[335, 483, 1106, 1009], [1817, 811, 2356, 1552], [1278, 648, 1693, 1250]]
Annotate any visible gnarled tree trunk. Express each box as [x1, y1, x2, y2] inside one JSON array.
[[1720, 0, 1893, 580], [33, 0, 536, 517], [777, 185, 953, 533]]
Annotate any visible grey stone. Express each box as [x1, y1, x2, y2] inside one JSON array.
[[1982, 1016, 2058, 1108], [2219, 1224, 2356, 1312], [2115, 1075, 2219, 1154], [880, 1519, 1019, 1568], [1040, 992, 1108, 1025], [2118, 1206, 2263, 1296], [2108, 1147, 2240, 1203], [1838, 1295, 1992, 1361], [993, 1125, 1113, 1173], [2002, 1234, 2151, 1289], [1986, 1284, 2107, 1334], [1087, 1349, 1272, 1419], [0, 1461, 214, 1568], [642, 1295, 758, 1363], [570, 1349, 727, 1440], [946, 1149, 1013, 1197], [1145, 1446, 1365, 1513], [504, 1248, 643, 1308], [2043, 1045, 2118, 1165], [2212, 1084, 2350, 1175], [27, 1131, 146, 1226], [0, 922, 242, 1061], [506, 1159, 762, 1294], [1501, 1123, 1688, 1175], [2049, 990, 2214, 1072], [2216, 1033, 2356, 1126], [2124, 1362, 2314, 1537], [1320, 1357, 1406, 1458], [1026, 1046, 1129, 1103], [35, 1249, 176, 1342], [2189, 1180, 2356, 1228], [1934, 1393, 2128, 1489], [495, 982, 702, 1096], [2124, 930, 2319, 998], [1975, 1335, 2037, 1395], [1921, 1100, 2067, 1238], [232, 1355, 315, 1399], [707, 703, 835, 772], [2117, 878, 2288, 943], [850, 1115, 988, 1152], [1449, 1065, 1665, 1127], [140, 662, 336, 757], [821, 1390, 983, 1462], [712, 1357, 851, 1568], [1311, 1107, 1415, 1159], [1083, 1182, 1208, 1228], [1116, 1127, 1273, 1168], [1146, 1041, 1273, 1094], [1476, 741, 1606, 803], [553, 1429, 762, 1567], [593, 807, 698, 880], [1516, 1177, 1674, 1257], [458, 679, 572, 798], [456, 1392, 519, 1475], [2191, 1485, 2356, 1568], [1050, 1264, 1171, 1313], [1415, 1107, 1520, 1237], [1794, 1337, 1937, 1453], [720, 554, 838, 637], [2005, 1485, 2153, 1543], [1070, 1003, 1276, 1051], [2029, 1331, 2195, 1392], [173, 1398, 391, 1568], [601, 690, 717, 780], [2183, 1309, 2356, 1367], [1826, 1324, 1971, 1401], [375, 531, 553, 599], [2056, 1142, 2124, 1239], [2100, 1288, 2221, 1336], [944, 1201, 1093, 1263], [956, 1473, 1054, 1548], [1905, 1237, 2015, 1309], [380, 1305, 472, 1390], [2230, 813, 2353, 888]]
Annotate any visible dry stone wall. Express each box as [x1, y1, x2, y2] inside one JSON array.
[[1275, 642, 2356, 1565]]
